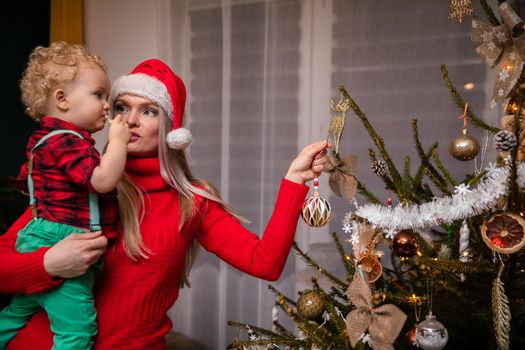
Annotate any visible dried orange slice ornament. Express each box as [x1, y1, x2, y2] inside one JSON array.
[[357, 254, 383, 283], [481, 211, 525, 254]]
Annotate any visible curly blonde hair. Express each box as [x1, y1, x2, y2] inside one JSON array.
[[20, 41, 106, 120]]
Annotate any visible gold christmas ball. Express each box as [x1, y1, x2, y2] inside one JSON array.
[[392, 229, 419, 258], [301, 193, 332, 227], [296, 290, 324, 321], [449, 132, 480, 161]]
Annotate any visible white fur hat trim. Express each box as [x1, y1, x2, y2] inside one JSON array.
[[109, 73, 173, 120], [166, 128, 192, 150]]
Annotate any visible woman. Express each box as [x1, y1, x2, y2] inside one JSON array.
[[0, 58, 329, 349]]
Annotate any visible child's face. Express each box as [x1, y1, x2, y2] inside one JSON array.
[[62, 63, 110, 133]]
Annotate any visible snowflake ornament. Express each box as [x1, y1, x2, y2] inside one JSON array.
[[499, 69, 510, 82], [448, 0, 474, 23], [359, 333, 371, 345], [384, 228, 396, 240], [454, 183, 470, 195]]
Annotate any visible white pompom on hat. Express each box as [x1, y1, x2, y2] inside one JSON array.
[[108, 58, 191, 150]]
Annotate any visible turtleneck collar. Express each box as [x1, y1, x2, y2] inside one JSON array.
[[125, 156, 171, 193]]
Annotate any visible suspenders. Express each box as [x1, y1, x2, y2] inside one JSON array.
[[28, 130, 102, 232]]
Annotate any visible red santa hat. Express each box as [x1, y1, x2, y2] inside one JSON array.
[[109, 58, 192, 150]]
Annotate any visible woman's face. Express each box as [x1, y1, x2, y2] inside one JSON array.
[[113, 94, 160, 156]]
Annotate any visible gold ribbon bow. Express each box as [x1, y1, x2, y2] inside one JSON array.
[[471, 2, 525, 108], [323, 154, 358, 203], [346, 275, 407, 350]]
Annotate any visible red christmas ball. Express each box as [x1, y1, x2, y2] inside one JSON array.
[[405, 324, 422, 349], [392, 230, 419, 258]]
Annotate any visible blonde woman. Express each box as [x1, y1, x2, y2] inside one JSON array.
[[0, 58, 329, 350]]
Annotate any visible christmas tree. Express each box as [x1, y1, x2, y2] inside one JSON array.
[[229, 1, 525, 349]]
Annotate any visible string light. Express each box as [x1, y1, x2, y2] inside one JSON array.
[[463, 82, 475, 90]]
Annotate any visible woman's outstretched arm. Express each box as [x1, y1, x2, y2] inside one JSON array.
[[197, 140, 329, 280]]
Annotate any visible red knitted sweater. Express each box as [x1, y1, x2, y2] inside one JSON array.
[[0, 156, 308, 349]]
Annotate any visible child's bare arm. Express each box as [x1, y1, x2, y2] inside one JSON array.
[[90, 115, 130, 193]]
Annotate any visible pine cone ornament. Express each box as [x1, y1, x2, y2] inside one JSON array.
[[371, 160, 387, 177], [501, 114, 525, 161], [494, 130, 517, 152]]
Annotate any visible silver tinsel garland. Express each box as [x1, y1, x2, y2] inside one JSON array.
[[352, 162, 525, 232]]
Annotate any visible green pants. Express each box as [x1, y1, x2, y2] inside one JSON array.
[[0, 218, 102, 350]]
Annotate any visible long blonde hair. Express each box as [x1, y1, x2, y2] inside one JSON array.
[[116, 105, 245, 287]]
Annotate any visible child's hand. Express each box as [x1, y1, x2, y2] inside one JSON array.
[[108, 114, 131, 144]]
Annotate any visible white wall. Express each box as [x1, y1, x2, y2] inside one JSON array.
[[85, 0, 163, 79], [84, 0, 180, 147]]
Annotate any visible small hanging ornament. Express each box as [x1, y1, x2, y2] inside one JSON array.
[[356, 253, 383, 283], [405, 324, 422, 349], [327, 90, 350, 157], [459, 220, 470, 261], [449, 103, 480, 161], [271, 303, 279, 333], [372, 290, 386, 306], [494, 129, 518, 152], [481, 211, 525, 254], [492, 264, 511, 350], [301, 178, 332, 227], [370, 159, 387, 177], [296, 290, 324, 321], [449, 132, 480, 160], [415, 312, 449, 350], [392, 229, 419, 258], [459, 220, 470, 282], [501, 114, 525, 161], [448, 0, 473, 24]]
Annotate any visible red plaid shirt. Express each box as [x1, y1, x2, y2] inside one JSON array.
[[14, 117, 118, 237]]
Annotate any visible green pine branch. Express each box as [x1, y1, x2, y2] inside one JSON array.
[[440, 65, 500, 133], [480, 0, 501, 26], [412, 119, 449, 194], [357, 181, 382, 204], [416, 256, 491, 274], [339, 85, 409, 201], [331, 232, 355, 277], [432, 148, 459, 186], [292, 241, 349, 290]]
